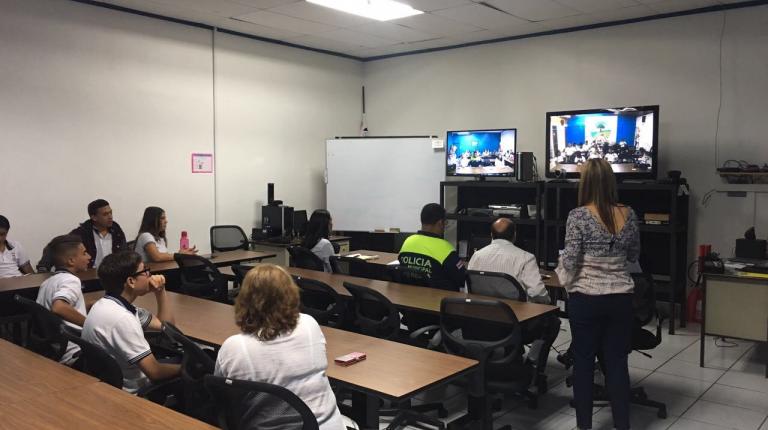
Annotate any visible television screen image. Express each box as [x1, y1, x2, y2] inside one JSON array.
[[546, 106, 658, 179], [446, 129, 517, 177]]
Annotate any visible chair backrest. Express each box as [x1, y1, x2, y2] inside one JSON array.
[[466, 270, 528, 302], [60, 325, 123, 389], [630, 272, 663, 350], [287, 246, 325, 272], [161, 322, 215, 380], [203, 375, 319, 430], [13, 294, 68, 361], [174, 254, 227, 301], [210, 225, 249, 253], [342, 282, 400, 339], [231, 264, 253, 286], [292, 276, 345, 327], [440, 297, 524, 396]]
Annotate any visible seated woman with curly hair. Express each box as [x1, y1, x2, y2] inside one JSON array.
[[214, 264, 357, 430]]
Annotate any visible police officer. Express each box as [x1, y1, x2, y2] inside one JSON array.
[[398, 203, 465, 291]]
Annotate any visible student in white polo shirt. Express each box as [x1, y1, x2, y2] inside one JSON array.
[[0, 215, 34, 278], [36, 234, 91, 365], [134, 206, 196, 263], [82, 251, 180, 394], [215, 264, 357, 430]]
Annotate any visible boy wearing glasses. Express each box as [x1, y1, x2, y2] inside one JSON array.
[[36, 234, 92, 364], [82, 251, 180, 393]]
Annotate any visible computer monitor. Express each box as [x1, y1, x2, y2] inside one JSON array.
[[446, 128, 517, 178], [293, 210, 308, 238], [545, 105, 659, 180]]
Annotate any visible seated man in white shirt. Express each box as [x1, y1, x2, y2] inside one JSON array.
[[467, 218, 560, 392], [82, 251, 181, 393]]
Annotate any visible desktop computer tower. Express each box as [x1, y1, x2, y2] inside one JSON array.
[[261, 205, 294, 237]]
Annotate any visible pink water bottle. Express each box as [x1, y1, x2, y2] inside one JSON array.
[[180, 231, 190, 250]]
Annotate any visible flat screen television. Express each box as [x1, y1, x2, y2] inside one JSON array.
[[446, 128, 517, 177], [545, 105, 659, 179]]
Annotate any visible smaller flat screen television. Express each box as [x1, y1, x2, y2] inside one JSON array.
[[446, 128, 517, 177], [545, 105, 659, 179]]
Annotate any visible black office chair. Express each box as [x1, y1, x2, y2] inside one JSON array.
[[162, 322, 217, 423], [203, 375, 319, 430], [61, 324, 183, 406], [13, 294, 68, 362], [60, 324, 123, 389], [342, 282, 446, 429], [231, 263, 252, 285], [293, 276, 346, 328], [387, 264, 457, 292], [465, 270, 556, 393], [210, 225, 250, 253], [441, 297, 537, 430], [385, 265, 449, 342], [174, 254, 230, 303], [287, 246, 325, 272], [466, 270, 528, 302]]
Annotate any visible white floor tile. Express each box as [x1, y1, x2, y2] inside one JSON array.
[[702, 384, 768, 414], [668, 417, 732, 430], [592, 409, 672, 430], [682, 400, 766, 429], [642, 373, 714, 398], [629, 350, 676, 371], [760, 416, 768, 430], [675, 339, 755, 370], [656, 359, 727, 382], [719, 370, 768, 394], [496, 410, 579, 430]]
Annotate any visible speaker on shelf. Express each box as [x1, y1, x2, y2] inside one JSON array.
[[516, 152, 534, 182]]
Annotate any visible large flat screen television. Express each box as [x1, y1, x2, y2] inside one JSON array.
[[545, 105, 659, 179], [446, 128, 517, 177]]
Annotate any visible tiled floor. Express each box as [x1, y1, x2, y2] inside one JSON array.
[[383, 321, 768, 430]]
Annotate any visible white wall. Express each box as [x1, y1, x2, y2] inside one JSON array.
[[363, 6, 768, 259], [213, 33, 362, 231], [0, 0, 362, 264], [0, 0, 215, 263]]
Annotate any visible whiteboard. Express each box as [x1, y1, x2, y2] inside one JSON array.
[[326, 137, 444, 232]]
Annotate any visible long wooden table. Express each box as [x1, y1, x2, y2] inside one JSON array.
[[340, 249, 399, 265], [220, 265, 558, 323], [0, 339, 217, 429], [84, 291, 478, 427], [0, 249, 276, 294]]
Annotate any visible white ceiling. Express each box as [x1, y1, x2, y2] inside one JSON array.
[[95, 0, 754, 59]]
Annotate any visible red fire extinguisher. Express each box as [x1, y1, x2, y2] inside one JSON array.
[[687, 287, 702, 323]]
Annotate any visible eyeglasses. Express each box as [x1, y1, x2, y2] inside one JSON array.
[[132, 267, 151, 277]]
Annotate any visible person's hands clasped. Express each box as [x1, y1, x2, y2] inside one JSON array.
[[149, 274, 166, 294], [180, 246, 198, 255]]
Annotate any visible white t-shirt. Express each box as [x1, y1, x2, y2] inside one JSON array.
[[82, 295, 154, 393], [215, 314, 344, 430], [134, 232, 168, 263], [311, 238, 335, 273], [36, 271, 87, 364], [0, 239, 29, 278]]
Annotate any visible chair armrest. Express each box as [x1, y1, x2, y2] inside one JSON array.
[[410, 325, 442, 349]]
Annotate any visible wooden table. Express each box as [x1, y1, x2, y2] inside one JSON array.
[[0, 382, 218, 430], [85, 291, 477, 427], [220, 266, 557, 323], [0, 339, 99, 405], [251, 235, 352, 266], [0, 249, 275, 295], [340, 249, 399, 266]]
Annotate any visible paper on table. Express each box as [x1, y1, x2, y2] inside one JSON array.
[[386, 260, 400, 266]]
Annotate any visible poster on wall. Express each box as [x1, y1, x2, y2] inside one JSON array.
[[191, 153, 213, 173]]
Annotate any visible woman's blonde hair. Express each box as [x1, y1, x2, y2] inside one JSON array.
[[234, 264, 300, 341], [578, 159, 620, 235]]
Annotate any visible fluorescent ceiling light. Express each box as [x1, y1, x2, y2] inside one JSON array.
[[307, 0, 423, 21]]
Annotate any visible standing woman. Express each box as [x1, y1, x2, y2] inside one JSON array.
[[556, 159, 640, 430], [134, 206, 197, 263], [301, 209, 334, 273]]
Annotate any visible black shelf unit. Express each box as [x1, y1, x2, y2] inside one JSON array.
[[440, 181, 545, 261], [543, 181, 689, 334]]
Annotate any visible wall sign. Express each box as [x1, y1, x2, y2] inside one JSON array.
[[191, 153, 213, 173]]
